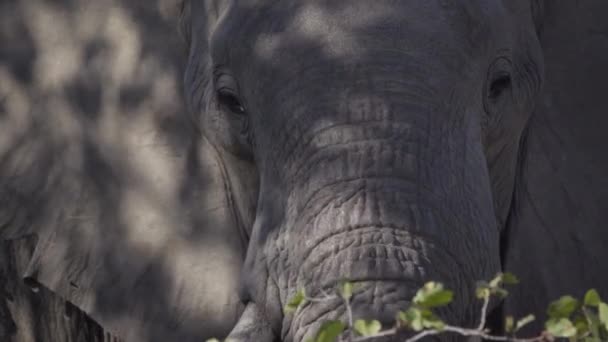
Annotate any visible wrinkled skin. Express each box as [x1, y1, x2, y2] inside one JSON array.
[[190, 1, 532, 340], [180, 0, 608, 341], [1, 0, 607, 341]]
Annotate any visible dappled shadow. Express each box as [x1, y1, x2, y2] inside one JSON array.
[[0, 0, 534, 340], [0, 1, 490, 341], [0, 0, 239, 340], [2, 0, 606, 341]]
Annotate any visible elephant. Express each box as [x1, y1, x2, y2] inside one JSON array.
[[179, 0, 608, 341], [1, 0, 607, 341]]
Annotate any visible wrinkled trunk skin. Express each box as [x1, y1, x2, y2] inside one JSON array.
[[285, 111, 497, 341], [246, 83, 502, 340]]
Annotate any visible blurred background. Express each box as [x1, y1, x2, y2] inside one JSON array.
[[0, 1, 221, 341]]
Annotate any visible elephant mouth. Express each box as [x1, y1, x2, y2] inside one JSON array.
[[285, 227, 464, 341], [288, 279, 458, 342], [289, 280, 414, 341], [296, 226, 460, 296]]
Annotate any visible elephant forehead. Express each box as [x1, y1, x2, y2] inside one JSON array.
[[244, 0, 498, 59], [253, 4, 363, 58]]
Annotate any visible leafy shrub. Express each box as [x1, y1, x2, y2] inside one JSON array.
[[209, 273, 608, 342]]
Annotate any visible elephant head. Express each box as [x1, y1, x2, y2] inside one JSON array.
[[3, 0, 607, 341], [180, 1, 544, 340]]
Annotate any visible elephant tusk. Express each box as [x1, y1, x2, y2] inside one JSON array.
[[226, 302, 276, 341]]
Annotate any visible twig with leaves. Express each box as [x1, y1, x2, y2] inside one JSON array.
[[206, 273, 608, 342], [285, 273, 608, 342]]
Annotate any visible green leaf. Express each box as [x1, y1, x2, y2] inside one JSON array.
[[488, 272, 518, 288], [493, 287, 509, 298], [489, 274, 502, 289], [340, 281, 353, 301], [408, 308, 424, 331], [599, 302, 608, 331], [573, 314, 589, 337], [501, 272, 519, 285], [206, 339, 221, 342], [479, 274, 517, 301], [584, 337, 601, 342], [398, 307, 424, 331], [583, 308, 602, 340], [398, 307, 446, 332], [475, 284, 491, 300], [505, 316, 514, 333], [515, 314, 535, 331], [285, 289, 307, 313], [584, 289, 602, 307], [545, 318, 577, 338], [311, 320, 345, 342], [412, 282, 454, 308], [353, 319, 382, 336], [547, 296, 580, 319], [421, 311, 445, 331]]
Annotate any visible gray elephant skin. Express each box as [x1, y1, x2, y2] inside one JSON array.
[[1, 0, 608, 341]]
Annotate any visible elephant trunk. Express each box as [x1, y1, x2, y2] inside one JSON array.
[[273, 99, 500, 341], [286, 180, 472, 341]]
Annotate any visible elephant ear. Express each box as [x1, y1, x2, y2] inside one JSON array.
[[2, 1, 250, 341], [502, 0, 608, 330], [21, 134, 248, 341]]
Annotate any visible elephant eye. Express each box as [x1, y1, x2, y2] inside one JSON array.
[[217, 88, 246, 115], [488, 73, 512, 100]]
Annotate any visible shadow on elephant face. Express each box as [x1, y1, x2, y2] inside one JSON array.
[[2, 0, 606, 341], [181, 0, 545, 340]]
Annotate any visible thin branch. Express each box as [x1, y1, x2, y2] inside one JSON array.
[[350, 325, 547, 342], [404, 329, 441, 342], [344, 295, 354, 342], [477, 294, 490, 331], [442, 326, 547, 342], [301, 285, 553, 342], [351, 328, 399, 342]]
